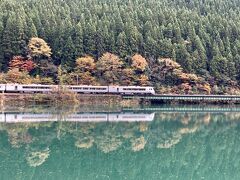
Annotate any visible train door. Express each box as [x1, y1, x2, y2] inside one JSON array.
[[15, 86, 18, 91]]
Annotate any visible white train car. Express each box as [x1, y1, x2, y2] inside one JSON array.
[[109, 86, 155, 95], [5, 84, 57, 93], [19, 84, 57, 93], [68, 85, 108, 94]]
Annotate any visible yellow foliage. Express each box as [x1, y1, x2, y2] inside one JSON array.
[[5, 68, 32, 84], [187, 74, 199, 81], [176, 73, 191, 82], [96, 52, 123, 84], [79, 72, 98, 85], [131, 54, 148, 71], [197, 83, 211, 94], [76, 56, 96, 72], [137, 74, 149, 86], [159, 58, 181, 70], [28, 37, 52, 58], [97, 52, 123, 71], [121, 68, 135, 85]]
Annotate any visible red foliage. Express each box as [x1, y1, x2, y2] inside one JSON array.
[[9, 56, 36, 72]]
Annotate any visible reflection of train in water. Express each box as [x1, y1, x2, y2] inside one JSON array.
[[0, 84, 155, 95], [0, 112, 155, 123]]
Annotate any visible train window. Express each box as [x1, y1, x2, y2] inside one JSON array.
[[23, 86, 51, 89], [122, 88, 146, 91]]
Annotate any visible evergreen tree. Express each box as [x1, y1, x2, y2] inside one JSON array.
[[176, 43, 192, 72], [73, 23, 84, 58], [116, 32, 128, 58], [83, 22, 96, 56]]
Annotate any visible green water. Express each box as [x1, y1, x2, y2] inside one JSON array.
[[0, 105, 240, 180]]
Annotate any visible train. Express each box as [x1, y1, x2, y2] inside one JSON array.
[[0, 84, 156, 95]]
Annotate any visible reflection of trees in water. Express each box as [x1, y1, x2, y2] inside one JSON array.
[[75, 136, 94, 149], [96, 135, 123, 153], [26, 147, 50, 167], [4, 122, 53, 148], [1, 122, 55, 167], [131, 136, 146, 152], [1, 112, 240, 168]]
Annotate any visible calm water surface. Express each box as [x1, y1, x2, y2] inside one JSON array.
[[0, 105, 240, 180]]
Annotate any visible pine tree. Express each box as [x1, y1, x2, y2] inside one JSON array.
[[192, 35, 207, 71], [116, 32, 128, 58], [62, 36, 75, 68], [176, 43, 192, 72], [83, 22, 96, 55], [74, 23, 84, 58]]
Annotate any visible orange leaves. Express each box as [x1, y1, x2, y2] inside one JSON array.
[[131, 54, 148, 72], [21, 60, 36, 72], [9, 56, 36, 72]]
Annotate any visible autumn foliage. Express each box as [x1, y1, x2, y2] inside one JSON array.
[[9, 56, 36, 72], [96, 53, 123, 85], [76, 56, 96, 72], [131, 54, 148, 72], [153, 58, 211, 94], [28, 37, 52, 58]]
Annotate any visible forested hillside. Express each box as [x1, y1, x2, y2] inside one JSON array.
[[0, 0, 240, 93]]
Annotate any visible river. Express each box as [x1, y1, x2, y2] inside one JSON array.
[[0, 104, 239, 180]]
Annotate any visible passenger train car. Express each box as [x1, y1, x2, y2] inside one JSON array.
[[0, 84, 155, 95]]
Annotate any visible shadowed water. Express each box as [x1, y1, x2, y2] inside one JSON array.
[[0, 105, 240, 180]]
